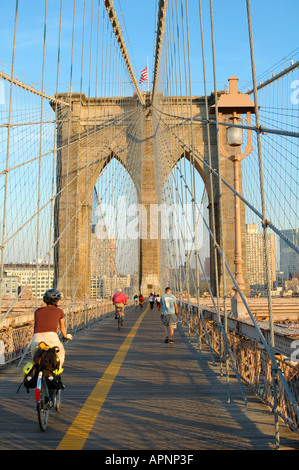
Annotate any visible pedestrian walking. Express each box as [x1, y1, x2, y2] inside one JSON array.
[[160, 287, 178, 343], [149, 292, 155, 310]]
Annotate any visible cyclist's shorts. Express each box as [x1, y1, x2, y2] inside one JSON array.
[[31, 332, 65, 366], [163, 313, 178, 328], [114, 303, 125, 315]]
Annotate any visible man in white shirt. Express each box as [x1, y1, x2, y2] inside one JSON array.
[[160, 287, 178, 343]]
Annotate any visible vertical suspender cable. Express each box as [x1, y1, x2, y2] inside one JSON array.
[[180, 0, 192, 318], [184, 0, 199, 296], [73, 0, 86, 304], [49, 0, 63, 290], [171, 0, 184, 309], [65, 0, 76, 329], [246, 0, 280, 450], [175, 0, 187, 319], [198, 0, 220, 358], [93, 0, 101, 308], [84, 0, 94, 316], [209, 0, 232, 404], [185, 0, 204, 334], [208, 0, 225, 368], [0, 0, 19, 315], [35, 0, 48, 308]]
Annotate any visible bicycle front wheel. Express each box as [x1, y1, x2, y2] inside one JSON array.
[[36, 372, 49, 431]]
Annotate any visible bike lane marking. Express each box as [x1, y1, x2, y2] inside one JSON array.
[[56, 305, 149, 450]]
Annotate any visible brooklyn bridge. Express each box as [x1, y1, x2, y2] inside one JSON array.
[[0, 0, 299, 451]]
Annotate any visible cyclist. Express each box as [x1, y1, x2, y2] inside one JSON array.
[[112, 289, 127, 325], [31, 288, 72, 368], [133, 294, 139, 310], [139, 293, 144, 309]]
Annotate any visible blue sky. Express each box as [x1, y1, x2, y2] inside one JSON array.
[[0, 1, 298, 266], [0, 0, 298, 97]]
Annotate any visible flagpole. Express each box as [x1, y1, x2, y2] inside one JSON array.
[[138, 63, 149, 93], [147, 55, 149, 92]]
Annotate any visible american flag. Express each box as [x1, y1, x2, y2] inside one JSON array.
[[139, 66, 148, 84]]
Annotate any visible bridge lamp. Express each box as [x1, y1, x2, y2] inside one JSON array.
[[226, 118, 244, 146], [211, 76, 256, 317]]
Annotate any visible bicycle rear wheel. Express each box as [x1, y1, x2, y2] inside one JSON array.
[[54, 389, 62, 412], [117, 314, 122, 330], [36, 371, 49, 431]]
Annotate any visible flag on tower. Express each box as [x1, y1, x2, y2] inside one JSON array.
[[139, 66, 148, 84]]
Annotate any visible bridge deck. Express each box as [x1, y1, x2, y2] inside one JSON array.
[[0, 304, 298, 451]]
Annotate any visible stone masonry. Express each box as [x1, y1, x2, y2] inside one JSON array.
[[52, 91, 248, 299]]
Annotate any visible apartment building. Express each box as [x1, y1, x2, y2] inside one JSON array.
[[3, 264, 54, 299], [246, 224, 276, 295]]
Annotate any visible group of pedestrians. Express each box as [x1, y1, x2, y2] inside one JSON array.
[[29, 283, 178, 386], [148, 292, 160, 310], [25, 282, 178, 414]]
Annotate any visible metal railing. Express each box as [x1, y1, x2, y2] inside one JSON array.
[[179, 301, 299, 436]]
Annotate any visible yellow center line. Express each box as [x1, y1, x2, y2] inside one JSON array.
[[56, 305, 148, 450]]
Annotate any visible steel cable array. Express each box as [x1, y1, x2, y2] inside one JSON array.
[[151, 0, 299, 443], [0, 0, 298, 444]]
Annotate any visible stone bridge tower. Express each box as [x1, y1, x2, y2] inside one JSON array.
[[52, 88, 249, 299]]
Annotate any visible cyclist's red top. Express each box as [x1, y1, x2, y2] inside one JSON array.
[[34, 305, 64, 334], [112, 292, 127, 304]]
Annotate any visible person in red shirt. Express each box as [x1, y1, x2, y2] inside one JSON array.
[[112, 289, 127, 325], [31, 288, 72, 367]]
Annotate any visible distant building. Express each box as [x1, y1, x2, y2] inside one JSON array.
[[3, 264, 54, 299], [279, 228, 299, 279], [89, 274, 132, 298], [246, 224, 276, 295], [0, 275, 19, 299], [90, 225, 116, 278]]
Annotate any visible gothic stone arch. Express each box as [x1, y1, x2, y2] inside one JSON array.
[[53, 93, 142, 298], [52, 91, 248, 299], [154, 93, 248, 297]]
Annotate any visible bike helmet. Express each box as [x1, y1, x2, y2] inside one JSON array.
[[43, 288, 62, 305]]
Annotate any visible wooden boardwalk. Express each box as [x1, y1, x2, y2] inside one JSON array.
[[0, 304, 298, 451]]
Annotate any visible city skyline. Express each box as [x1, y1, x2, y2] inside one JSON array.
[[1, 1, 298, 300]]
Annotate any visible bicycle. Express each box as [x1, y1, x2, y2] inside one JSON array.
[[36, 369, 63, 431], [35, 337, 71, 431], [115, 306, 124, 331]]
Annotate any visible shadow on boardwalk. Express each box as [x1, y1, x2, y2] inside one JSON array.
[[0, 304, 298, 450]]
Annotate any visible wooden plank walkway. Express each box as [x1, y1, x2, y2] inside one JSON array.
[[0, 303, 298, 451]]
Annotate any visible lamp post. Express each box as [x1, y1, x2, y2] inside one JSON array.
[[214, 76, 256, 317]]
